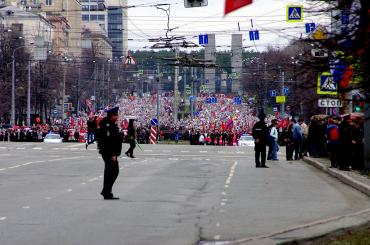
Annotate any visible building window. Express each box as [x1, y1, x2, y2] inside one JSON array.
[[98, 15, 105, 21], [45, 0, 52, 5], [82, 5, 89, 11], [82, 15, 89, 21], [90, 15, 98, 21]]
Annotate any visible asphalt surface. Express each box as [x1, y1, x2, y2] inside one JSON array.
[[0, 142, 369, 245]]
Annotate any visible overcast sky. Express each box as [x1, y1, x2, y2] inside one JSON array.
[[127, 0, 330, 52]]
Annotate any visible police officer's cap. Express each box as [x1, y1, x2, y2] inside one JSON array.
[[107, 106, 119, 117]]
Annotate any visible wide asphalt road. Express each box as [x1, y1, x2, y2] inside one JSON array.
[[0, 142, 369, 245]]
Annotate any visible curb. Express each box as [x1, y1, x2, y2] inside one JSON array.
[[303, 157, 370, 197]]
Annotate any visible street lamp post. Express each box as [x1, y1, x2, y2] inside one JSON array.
[[11, 45, 28, 126]]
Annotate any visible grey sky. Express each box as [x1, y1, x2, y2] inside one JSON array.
[[127, 0, 330, 52]]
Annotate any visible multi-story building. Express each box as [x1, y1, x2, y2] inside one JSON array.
[[47, 14, 70, 56], [81, 0, 127, 60], [0, 5, 53, 51], [82, 25, 112, 60], [41, 0, 82, 58]]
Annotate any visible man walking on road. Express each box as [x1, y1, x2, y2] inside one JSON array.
[[252, 113, 269, 168], [97, 107, 122, 200]]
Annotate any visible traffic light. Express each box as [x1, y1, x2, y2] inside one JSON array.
[[352, 94, 364, 112], [184, 0, 208, 8]]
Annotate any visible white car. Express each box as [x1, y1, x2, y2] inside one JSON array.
[[44, 133, 63, 143], [238, 135, 255, 147]]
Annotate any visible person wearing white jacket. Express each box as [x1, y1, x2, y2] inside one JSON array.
[[269, 119, 279, 161]]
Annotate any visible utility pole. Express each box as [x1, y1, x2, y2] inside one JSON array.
[[27, 60, 31, 126], [102, 63, 105, 108], [62, 64, 66, 120], [279, 68, 285, 116], [156, 63, 160, 142], [174, 48, 179, 123], [263, 62, 267, 113], [191, 66, 194, 116], [93, 62, 97, 113], [77, 67, 81, 115], [107, 61, 110, 106], [11, 54, 16, 125]]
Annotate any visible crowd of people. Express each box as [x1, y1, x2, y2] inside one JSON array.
[[0, 94, 366, 171]]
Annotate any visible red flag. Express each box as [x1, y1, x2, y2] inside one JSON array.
[[225, 0, 253, 15]]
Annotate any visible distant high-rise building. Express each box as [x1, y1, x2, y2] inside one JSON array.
[[81, 0, 128, 60]]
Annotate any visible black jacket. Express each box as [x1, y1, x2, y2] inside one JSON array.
[[97, 117, 122, 157], [252, 121, 268, 145]]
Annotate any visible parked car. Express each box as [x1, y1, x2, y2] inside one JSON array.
[[44, 133, 63, 143], [238, 134, 254, 147]]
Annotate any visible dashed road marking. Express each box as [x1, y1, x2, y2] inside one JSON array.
[[216, 222, 221, 227], [214, 235, 221, 240], [66, 189, 73, 192], [180, 150, 189, 153], [144, 149, 153, 152], [0, 217, 7, 221], [200, 151, 208, 153], [32, 147, 42, 150], [88, 178, 98, 182], [22, 206, 30, 209]]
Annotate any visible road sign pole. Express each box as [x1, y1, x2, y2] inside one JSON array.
[[280, 70, 285, 116]]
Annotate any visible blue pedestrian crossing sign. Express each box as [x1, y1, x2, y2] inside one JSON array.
[[305, 23, 316, 33], [198, 34, 208, 45], [287, 5, 303, 22], [317, 72, 337, 95], [249, 30, 260, 41], [150, 118, 158, 126]]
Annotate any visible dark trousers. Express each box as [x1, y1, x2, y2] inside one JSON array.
[[286, 143, 294, 160], [294, 140, 302, 160], [126, 139, 136, 157], [255, 144, 266, 167], [338, 144, 351, 170], [267, 141, 273, 160], [101, 155, 119, 197], [327, 143, 338, 167]]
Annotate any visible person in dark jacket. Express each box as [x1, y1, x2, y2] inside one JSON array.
[[338, 115, 352, 171], [97, 107, 122, 200], [252, 113, 269, 168], [125, 119, 136, 158], [86, 115, 98, 149]]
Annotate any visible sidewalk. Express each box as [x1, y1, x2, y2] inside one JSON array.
[[303, 157, 370, 197]]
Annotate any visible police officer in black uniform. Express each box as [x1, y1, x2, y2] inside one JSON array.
[[252, 113, 269, 168], [97, 107, 122, 200]]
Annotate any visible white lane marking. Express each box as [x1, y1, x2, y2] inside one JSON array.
[[168, 158, 179, 161], [224, 185, 229, 188], [163, 150, 171, 152], [214, 235, 221, 240], [88, 177, 98, 182], [221, 198, 228, 202], [180, 150, 189, 153], [99, 175, 103, 178], [200, 151, 208, 153], [0, 168, 5, 171], [32, 147, 42, 150], [66, 189, 73, 192], [64, 143, 83, 148], [81, 182, 86, 185], [69, 148, 79, 151], [0, 147, 7, 149], [0, 217, 7, 221], [0, 154, 11, 156], [8, 165, 21, 169], [216, 222, 221, 227], [16, 147, 25, 149], [48, 156, 83, 162], [206, 159, 210, 161], [144, 149, 153, 152], [236, 151, 244, 154], [221, 192, 227, 196], [220, 202, 226, 206], [22, 206, 30, 209]]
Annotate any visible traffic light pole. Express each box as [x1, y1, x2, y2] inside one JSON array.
[[174, 48, 179, 123], [27, 60, 31, 126]]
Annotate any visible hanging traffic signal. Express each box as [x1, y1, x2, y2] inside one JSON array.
[[184, 0, 208, 8], [352, 94, 364, 112]]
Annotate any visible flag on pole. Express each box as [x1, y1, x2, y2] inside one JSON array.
[[225, 0, 253, 15]]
